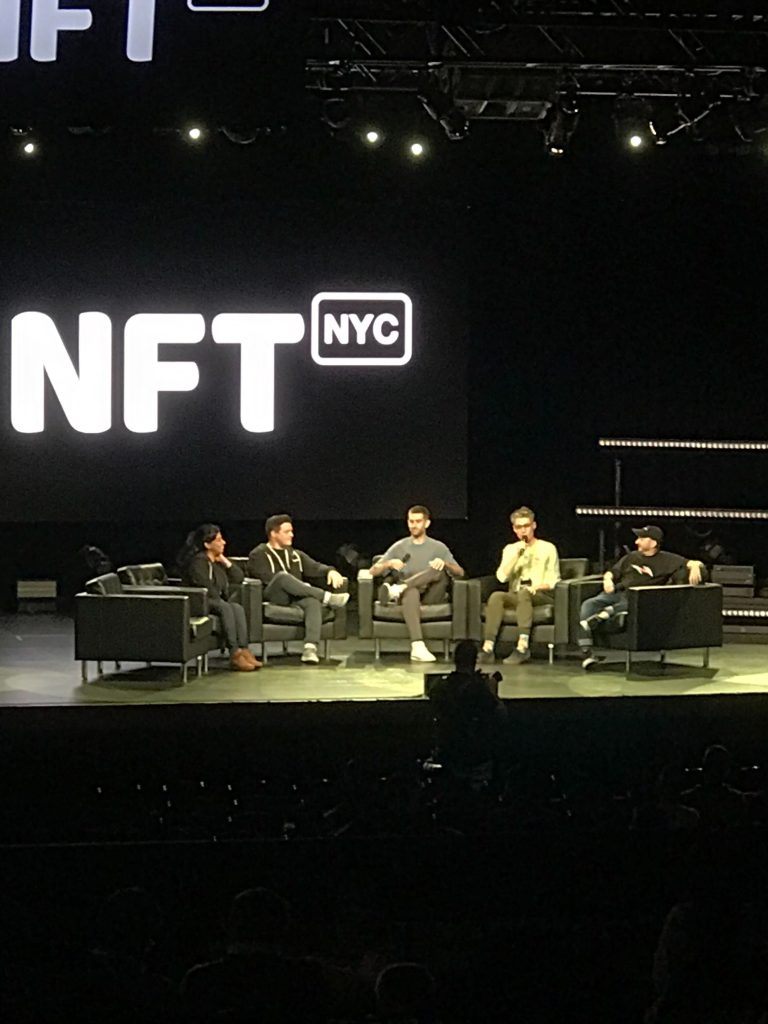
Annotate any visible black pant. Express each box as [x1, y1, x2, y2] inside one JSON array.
[[395, 567, 449, 641], [211, 599, 248, 652], [265, 571, 325, 644]]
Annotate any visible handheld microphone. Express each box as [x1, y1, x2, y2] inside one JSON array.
[[402, 553, 410, 564]]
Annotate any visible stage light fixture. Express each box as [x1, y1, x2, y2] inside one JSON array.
[[21, 140, 37, 156], [363, 128, 383, 146], [408, 140, 426, 158], [186, 126, 204, 142], [543, 91, 579, 157], [417, 72, 469, 142], [614, 95, 653, 151], [598, 439, 768, 451], [576, 506, 768, 521]]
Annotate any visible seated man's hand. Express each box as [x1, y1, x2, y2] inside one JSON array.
[[429, 558, 446, 572], [327, 569, 345, 589], [603, 574, 615, 594], [687, 561, 703, 586], [388, 559, 406, 571]]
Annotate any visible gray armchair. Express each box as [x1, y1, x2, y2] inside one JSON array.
[[357, 564, 470, 660], [75, 573, 219, 683], [566, 576, 723, 673], [466, 557, 590, 663], [230, 557, 348, 663]]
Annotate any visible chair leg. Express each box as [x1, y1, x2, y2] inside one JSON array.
[[443, 639, 450, 661], [703, 647, 710, 669], [97, 660, 104, 678], [374, 638, 381, 661], [181, 662, 188, 684], [203, 653, 209, 673], [625, 651, 631, 675], [196, 656, 203, 678], [81, 661, 88, 683], [659, 651, 666, 665], [262, 644, 268, 665], [114, 661, 121, 670], [323, 640, 330, 661], [547, 643, 554, 665]]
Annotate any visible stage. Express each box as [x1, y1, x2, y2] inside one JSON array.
[[2, 613, 768, 707]]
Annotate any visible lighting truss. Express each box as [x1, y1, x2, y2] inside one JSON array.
[[306, 2, 768, 107], [598, 438, 768, 450], [576, 507, 768, 520]]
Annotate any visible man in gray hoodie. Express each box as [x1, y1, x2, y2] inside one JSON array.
[[247, 514, 349, 664]]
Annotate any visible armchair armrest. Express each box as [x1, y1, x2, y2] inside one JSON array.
[[625, 583, 723, 651], [122, 584, 209, 616], [563, 575, 604, 646], [75, 592, 193, 662], [331, 577, 349, 639], [451, 578, 470, 640], [357, 569, 374, 639], [241, 578, 265, 639]]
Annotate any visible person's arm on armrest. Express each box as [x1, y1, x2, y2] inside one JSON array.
[[686, 559, 704, 585], [370, 544, 405, 577]]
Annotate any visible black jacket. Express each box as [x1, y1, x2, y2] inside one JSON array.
[[182, 552, 244, 603], [247, 543, 330, 586]]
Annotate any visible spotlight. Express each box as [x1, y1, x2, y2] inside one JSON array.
[[614, 95, 653, 151], [417, 72, 469, 141], [542, 91, 579, 156], [21, 140, 37, 156], [186, 126, 204, 142], [363, 128, 383, 146], [408, 140, 426, 158], [322, 96, 353, 134]]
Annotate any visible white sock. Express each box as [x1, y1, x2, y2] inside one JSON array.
[[482, 641, 494, 653], [517, 634, 530, 650]]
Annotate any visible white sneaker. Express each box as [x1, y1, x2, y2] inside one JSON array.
[[380, 582, 406, 604], [410, 641, 436, 663], [301, 643, 320, 664]]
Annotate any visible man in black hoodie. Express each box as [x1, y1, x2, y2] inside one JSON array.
[[247, 514, 349, 664]]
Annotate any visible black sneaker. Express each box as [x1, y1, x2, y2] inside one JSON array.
[[503, 648, 531, 665], [478, 648, 495, 664]]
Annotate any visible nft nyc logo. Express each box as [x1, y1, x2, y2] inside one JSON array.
[[9, 291, 414, 434], [0, 0, 273, 64]]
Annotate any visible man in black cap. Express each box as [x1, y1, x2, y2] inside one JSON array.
[[578, 525, 703, 668]]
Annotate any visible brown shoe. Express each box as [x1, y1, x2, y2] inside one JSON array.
[[230, 648, 256, 672], [242, 648, 262, 670]]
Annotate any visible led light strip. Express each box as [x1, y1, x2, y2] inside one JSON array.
[[575, 507, 768, 520], [723, 609, 768, 618], [598, 439, 768, 450]]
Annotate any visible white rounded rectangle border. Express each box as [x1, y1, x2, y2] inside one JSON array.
[[311, 292, 413, 367], [187, 1, 271, 12]]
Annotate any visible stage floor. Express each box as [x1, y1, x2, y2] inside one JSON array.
[[1, 614, 768, 707]]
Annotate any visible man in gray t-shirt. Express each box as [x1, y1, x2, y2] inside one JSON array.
[[370, 505, 465, 663]]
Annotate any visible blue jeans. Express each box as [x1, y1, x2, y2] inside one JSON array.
[[577, 591, 628, 648]]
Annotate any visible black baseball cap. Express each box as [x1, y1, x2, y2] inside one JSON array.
[[632, 525, 664, 544]]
